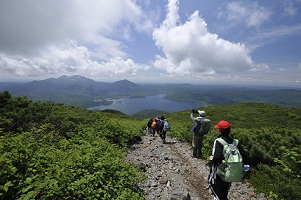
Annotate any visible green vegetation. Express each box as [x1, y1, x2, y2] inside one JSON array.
[[154, 103, 301, 200], [132, 109, 169, 119], [0, 91, 146, 199], [164, 88, 301, 107], [1, 91, 301, 199]]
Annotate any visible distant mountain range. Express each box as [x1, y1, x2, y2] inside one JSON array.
[[0, 75, 159, 107], [1, 75, 301, 108], [1, 75, 147, 96]]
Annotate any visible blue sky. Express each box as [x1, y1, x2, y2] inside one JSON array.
[[0, 0, 300, 86]]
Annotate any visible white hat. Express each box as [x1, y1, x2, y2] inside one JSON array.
[[198, 110, 206, 117]]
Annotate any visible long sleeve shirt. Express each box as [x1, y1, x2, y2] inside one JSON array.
[[190, 113, 204, 125]]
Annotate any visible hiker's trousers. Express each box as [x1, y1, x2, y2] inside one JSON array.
[[209, 175, 231, 200]]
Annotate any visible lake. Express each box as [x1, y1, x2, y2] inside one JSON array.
[[88, 94, 201, 115]]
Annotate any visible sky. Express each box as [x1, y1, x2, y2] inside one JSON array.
[[0, 0, 301, 87]]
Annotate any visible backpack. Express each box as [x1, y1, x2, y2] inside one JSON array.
[[156, 119, 161, 129], [163, 120, 170, 131], [216, 138, 244, 182], [194, 119, 211, 135], [151, 121, 157, 129]]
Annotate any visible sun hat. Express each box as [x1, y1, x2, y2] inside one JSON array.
[[197, 110, 206, 117], [214, 120, 231, 131]]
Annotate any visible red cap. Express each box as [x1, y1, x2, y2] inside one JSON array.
[[214, 120, 231, 131]]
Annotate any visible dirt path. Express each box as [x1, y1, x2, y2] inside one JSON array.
[[127, 132, 270, 200]]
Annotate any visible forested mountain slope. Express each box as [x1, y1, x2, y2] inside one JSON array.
[[1, 91, 300, 199]]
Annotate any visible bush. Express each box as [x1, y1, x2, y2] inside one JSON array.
[[0, 92, 146, 199]]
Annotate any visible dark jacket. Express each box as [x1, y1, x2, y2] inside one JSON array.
[[159, 119, 165, 131], [147, 120, 153, 128]]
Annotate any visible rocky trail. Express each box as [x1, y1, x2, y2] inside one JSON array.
[[126, 132, 270, 200]]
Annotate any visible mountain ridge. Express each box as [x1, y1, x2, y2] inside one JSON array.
[[1, 75, 301, 108]]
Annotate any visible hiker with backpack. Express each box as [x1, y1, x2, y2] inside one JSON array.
[[190, 109, 211, 158], [147, 118, 153, 135], [208, 120, 250, 200], [159, 116, 170, 144], [150, 118, 157, 137], [156, 116, 161, 136]]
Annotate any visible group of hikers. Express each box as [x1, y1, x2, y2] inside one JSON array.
[[190, 109, 250, 200], [146, 115, 170, 144], [146, 109, 251, 200]]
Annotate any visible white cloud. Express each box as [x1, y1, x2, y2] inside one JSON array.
[[0, 40, 149, 79], [299, 62, 301, 69], [152, 0, 254, 76], [0, 0, 153, 80], [0, 0, 299, 86], [249, 63, 270, 72], [284, 0, 298, 16], [220, 1, 272, 28], [0, 0, 152, 56], [245, 24, 301, 49]]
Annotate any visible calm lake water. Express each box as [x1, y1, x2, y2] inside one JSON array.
[[88, 94, 201, 115]]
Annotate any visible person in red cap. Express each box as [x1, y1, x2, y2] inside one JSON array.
[[208, 120, 250, 200]]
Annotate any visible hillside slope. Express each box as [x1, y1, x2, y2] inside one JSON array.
[[127, 133, 270, 200], [0, 91, 146, 199], [1, 91, 300, 199], [153, 103, 301, 200]]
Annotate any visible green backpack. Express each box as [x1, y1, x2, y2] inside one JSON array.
[[200, 119, 211, 135], [216, 138, 244, 182], [194, 119, 211, 135]]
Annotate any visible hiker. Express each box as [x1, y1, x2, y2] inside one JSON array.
[[190, 109, 211, 158], [147, 118, 153, 135], [151, 118, 157, 137], [208, 120, 250, 200], [159, 116, 170, 144], [156, 116, 161, 136]]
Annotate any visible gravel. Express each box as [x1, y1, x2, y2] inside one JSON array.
[[127, 131, 271, 200]]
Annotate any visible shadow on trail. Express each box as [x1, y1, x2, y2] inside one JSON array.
[[163, 141, 176, 145]]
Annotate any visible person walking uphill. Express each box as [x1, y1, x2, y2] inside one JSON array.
[[190, 109, 211, 158], [208, 120, 250, 200]]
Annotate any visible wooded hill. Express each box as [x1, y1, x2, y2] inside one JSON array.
[[1, 75, 301, 108], [1, 91, 300, 199]]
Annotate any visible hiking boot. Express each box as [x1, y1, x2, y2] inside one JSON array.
[[197, 152, 203, 159]]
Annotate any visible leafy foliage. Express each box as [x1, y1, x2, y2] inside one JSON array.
[[132, 109, 169, 119], [0, 91, 145, 199]]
